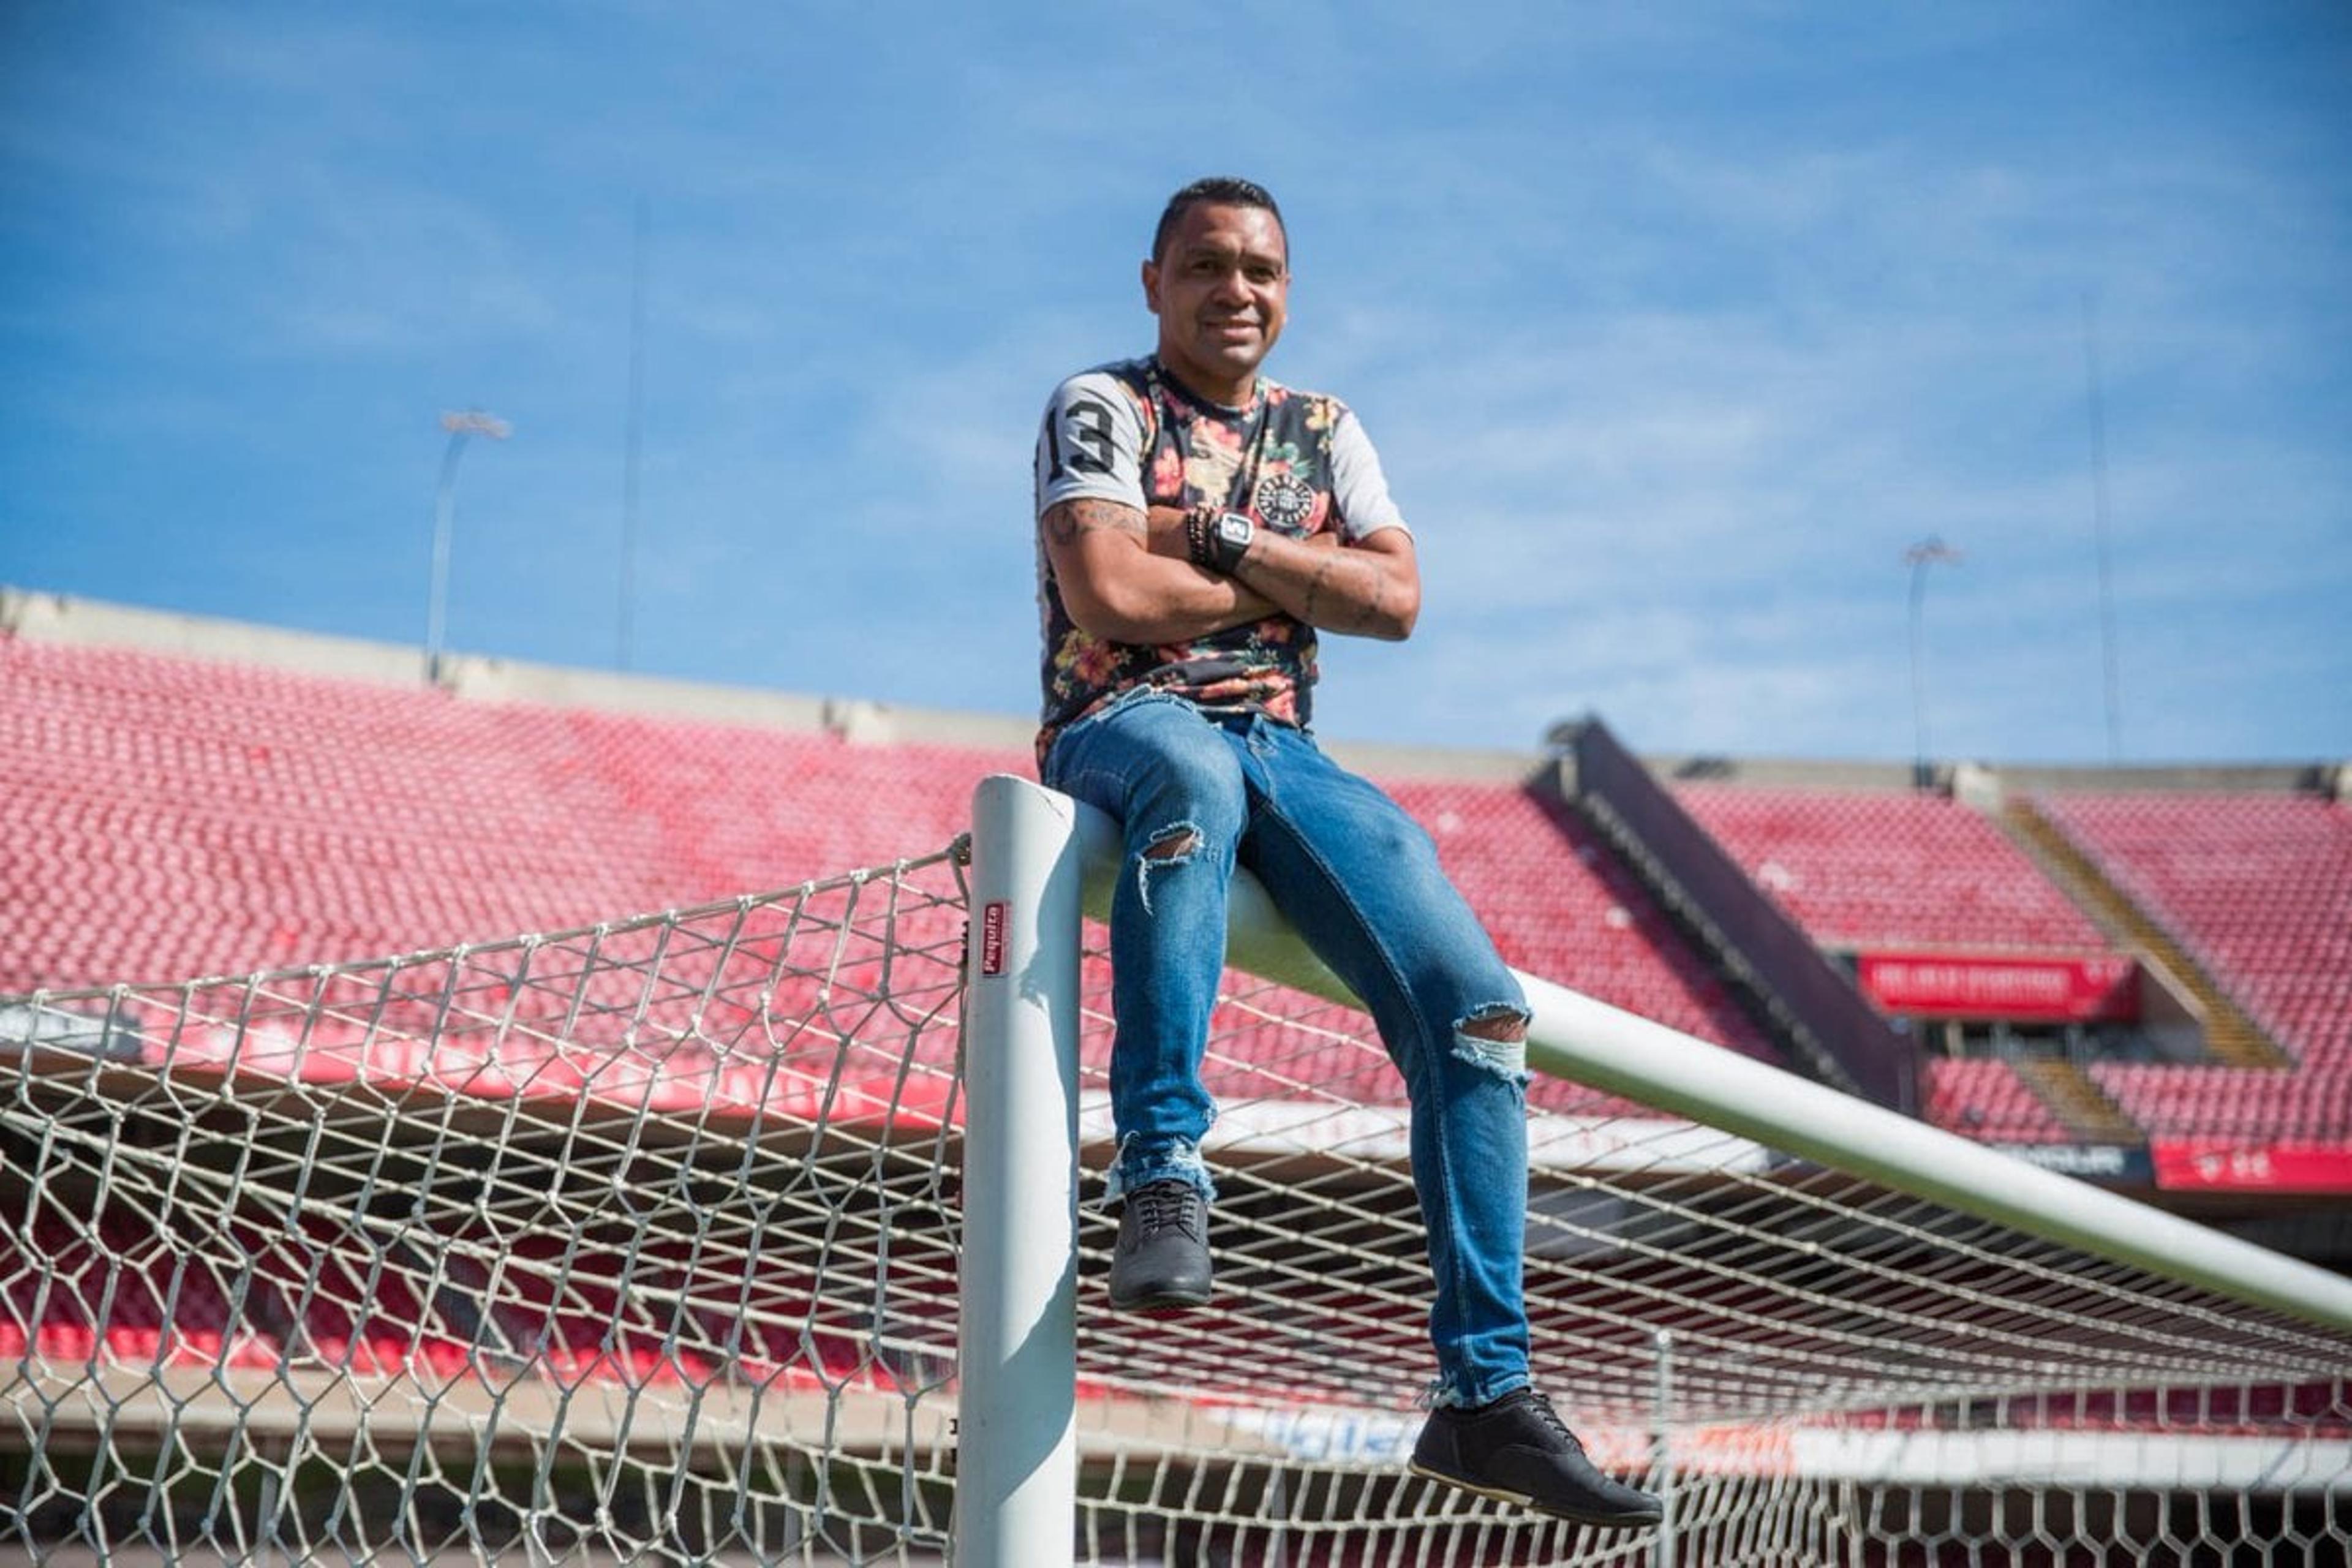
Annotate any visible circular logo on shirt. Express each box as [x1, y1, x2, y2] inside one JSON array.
[[1253, 473, 1316, 531]]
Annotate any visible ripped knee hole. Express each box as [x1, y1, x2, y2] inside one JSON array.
[[1458, 1011, 1527, 1042], [1143, 829, 1200, 861]]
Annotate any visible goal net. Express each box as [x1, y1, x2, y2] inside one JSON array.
[[4, 793, 2349, 1564]]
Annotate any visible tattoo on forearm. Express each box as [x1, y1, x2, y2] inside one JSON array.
[[1348, 569, 1387, 632], [1301, 554, 1338, 622], [1043, 499, 1145, 549]]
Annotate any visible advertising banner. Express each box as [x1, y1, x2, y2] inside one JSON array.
[[1990, 1143, 2154, 1183], [1857, 951, 2139, 1023], [2150, 1139, 2352, 1194]]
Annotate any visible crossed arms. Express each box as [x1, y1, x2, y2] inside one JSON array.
[[1041, 497, 1421, 646]]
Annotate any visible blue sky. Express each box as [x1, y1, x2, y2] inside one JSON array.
[[4, 2, 2346, 764]]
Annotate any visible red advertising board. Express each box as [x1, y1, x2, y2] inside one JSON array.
[[2150, 1139, 2352, 1194], [1856, 951, 2138, 1023]]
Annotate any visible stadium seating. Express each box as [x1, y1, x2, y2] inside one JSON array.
[[0, 1210, 903, 1395], [1189, 782, 1781, 1120], [2089, 1062, 2352, 1145], [1921, 1057, 2078, 1145], [1673, 783, 2109, 953], [1387, 782, 1771, 1061], [0, 639, 1776, 1124], [12, 637, 2347, 1157], [7, 634, 2346, 1568], [2032, 793, 2352, 1066], [0, 641, 1001, 988]]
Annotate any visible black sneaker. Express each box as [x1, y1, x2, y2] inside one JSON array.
[[1411, 1388, 1662, 1528], [1107, 1179, 1213, 1311]]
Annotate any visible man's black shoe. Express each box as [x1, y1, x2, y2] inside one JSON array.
[[1107, 1179, 1212, 1311], [1411, 1388, 1663, 1528]]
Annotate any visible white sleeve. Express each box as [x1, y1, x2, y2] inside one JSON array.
[[1035, 371, 1149, 518], [1330, 408, 1409, 541]]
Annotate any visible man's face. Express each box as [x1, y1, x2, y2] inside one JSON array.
[[1142, 202, 1289, 398]]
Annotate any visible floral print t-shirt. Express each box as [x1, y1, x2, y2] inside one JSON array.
[[1031, 356, 1409, 765]]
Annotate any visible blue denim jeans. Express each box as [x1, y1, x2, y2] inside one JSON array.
[[1043, 691, 1533, 1408]]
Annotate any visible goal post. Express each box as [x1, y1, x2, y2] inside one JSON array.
[[955, 774, 1084, 1568]]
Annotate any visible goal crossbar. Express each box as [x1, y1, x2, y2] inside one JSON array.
[[1055, 779, 2352, 1338]]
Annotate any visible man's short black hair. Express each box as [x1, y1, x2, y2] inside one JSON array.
[[1152, 176, 1286, 266]]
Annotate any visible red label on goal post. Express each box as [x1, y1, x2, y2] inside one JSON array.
[[980, 900, 1006, 976]]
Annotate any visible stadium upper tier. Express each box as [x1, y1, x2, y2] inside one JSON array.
[[1672, 783, 2109, 954]]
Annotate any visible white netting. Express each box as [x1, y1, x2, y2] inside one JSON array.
[[3, 856, 971, 1564], [4, 842, 2349, 1564], [1061, 971, 2352, 1566]]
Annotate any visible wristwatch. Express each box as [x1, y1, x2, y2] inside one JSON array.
[[1209, 511, 1256, 575]]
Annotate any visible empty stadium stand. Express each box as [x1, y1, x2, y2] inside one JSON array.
[[0, 633, 1777, 1127], [1387, 780, 1768, 1061], [1923, 1057, 2077, 1145], [2031, 792, 2352, 1068], [1672, 783, 2109, 954], [0, 1210, 891, 1399], [6, 593, 2348, 1202], [2090, 1062, 2352, 1146], [2005, 798, 2289, 1069]]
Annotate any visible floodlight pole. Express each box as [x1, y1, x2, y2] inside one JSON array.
[[427, 409, 513, 685], [1904, 537, 1962, 791], [617, 198, 649, 673], [2081, 291, 2124, 763]]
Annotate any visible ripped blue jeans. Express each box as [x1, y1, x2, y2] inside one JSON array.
[[1043, 692, 1533, 1407]]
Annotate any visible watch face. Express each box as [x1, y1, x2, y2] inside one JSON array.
[[1217, 513, 1253, 544]]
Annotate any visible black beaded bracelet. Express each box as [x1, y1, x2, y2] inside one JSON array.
[[1184, 507, 1219, 571]]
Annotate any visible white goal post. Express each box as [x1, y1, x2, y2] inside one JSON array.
[[956, 775, 1085, 1567], [956, 772, 2352, 1563]]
